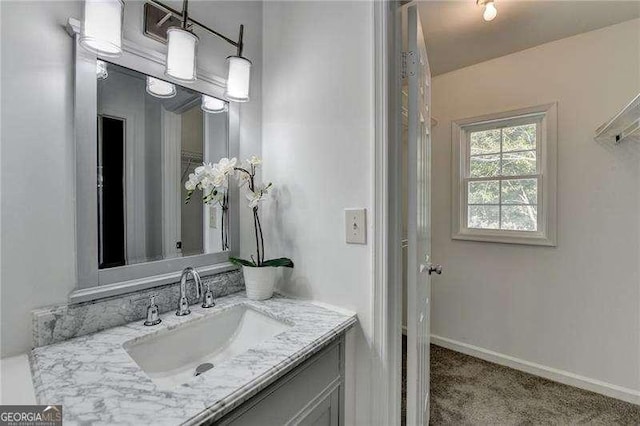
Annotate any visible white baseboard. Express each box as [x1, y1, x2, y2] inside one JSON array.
[[431, 334, 640, 406]]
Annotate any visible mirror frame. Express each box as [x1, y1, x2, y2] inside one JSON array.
[[67, 18, 239, 303]]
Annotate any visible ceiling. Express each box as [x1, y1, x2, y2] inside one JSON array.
[[418, 1, 640, 76]]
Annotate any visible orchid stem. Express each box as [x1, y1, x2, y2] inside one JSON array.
[[253, 208, 261, 266], [255, 209, 265, 265], [233, 164, 263, 266]]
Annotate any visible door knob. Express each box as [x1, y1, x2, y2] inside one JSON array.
[[428, 264, 442, 275]]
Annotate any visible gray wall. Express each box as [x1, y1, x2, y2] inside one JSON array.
[[261, 2, 375, 423], [0, 0, 262, 357], [180, 107, 204, 257], [145, 92, 163, 261], [98, 66, 152, 263]]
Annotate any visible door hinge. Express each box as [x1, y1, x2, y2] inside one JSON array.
[[401, 51, 416, 78]]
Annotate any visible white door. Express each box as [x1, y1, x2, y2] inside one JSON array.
[[404, 4, 439, 425]]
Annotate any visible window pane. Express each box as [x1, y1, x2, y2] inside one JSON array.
[[502, 206, 537, 231], [468, 181, 499, 204], [503, 124, 536, 152], [501, 179, 537, 205], [470, 154, 500, 177], [468, 205, 499, 229], [470, 129, 500, 155], [502, 150, 536, 176]]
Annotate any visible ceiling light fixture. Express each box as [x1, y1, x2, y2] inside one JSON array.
[[477, 0, 497, 22], [201, 95, 227, 113], [146, 76, 177, 98], [79, 0, 124, 57]]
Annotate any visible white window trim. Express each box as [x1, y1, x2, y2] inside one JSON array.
[[451, 103, 557, 246]]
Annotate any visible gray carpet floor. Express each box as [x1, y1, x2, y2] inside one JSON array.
[[402, 339, 640, 425]]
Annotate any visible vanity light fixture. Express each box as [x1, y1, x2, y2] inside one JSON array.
[[165, 0, 198, 82], [225, 55, 251, 103], [201, 95, 227, 113], [166, 27, 198, 81], [75, 0, 252, 101], [79, 0, 124, 57], [96, 60, 108, 80], [147, 0, 252, 102], [477, 0, 497, 21], [146, 76, 177, 98]]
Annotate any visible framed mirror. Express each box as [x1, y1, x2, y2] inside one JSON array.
[[71, 29, 239, 302], [97, 61, 229, 269]]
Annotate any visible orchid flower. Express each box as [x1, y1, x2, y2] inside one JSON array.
[[247, 155, 262, 166], [244, 183, 272, 208], [184, 156, 292, 269]]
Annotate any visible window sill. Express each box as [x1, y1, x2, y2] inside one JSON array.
[[452, 229, 556, 247]]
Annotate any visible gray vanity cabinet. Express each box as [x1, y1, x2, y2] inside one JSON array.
[[216, 336, 345, 426]]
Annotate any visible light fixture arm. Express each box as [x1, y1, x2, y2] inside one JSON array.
[[237, 24, 244, 57], [148, 0, 245, 57], [181, 0, 189, 30]]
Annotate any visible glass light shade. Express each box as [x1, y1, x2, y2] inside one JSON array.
[[165, 28, 198, 82], [201, 95, 227, 113], [79, 0, 124, 58], [483, 2, 497, 21], [146, 76, 176, 98], [96, 60, 108, 80], [224, 56, 251, 102]]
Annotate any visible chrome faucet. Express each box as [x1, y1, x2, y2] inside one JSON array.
[[144, 295, 161, 326], [176, 267, 202, 316]]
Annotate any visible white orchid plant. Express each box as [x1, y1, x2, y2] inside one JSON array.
[[185, 156, 294, 269]]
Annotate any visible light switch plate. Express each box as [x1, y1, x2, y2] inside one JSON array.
[[345, 208, 366, 244]]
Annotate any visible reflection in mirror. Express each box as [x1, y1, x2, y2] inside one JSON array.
[[97, 62, 228, 269]]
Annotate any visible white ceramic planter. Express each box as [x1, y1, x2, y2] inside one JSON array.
[[242, 266, 277, 300]]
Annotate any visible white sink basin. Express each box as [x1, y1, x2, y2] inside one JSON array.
[[124, 305, 291, 390]]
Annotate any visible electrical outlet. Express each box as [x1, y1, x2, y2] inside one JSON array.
[[345, 208, 366, 244]]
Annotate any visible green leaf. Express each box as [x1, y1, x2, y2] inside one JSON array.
[[229, 257, 257, 267], [470, 128, 500, 155], [262, 258, 295, 268]]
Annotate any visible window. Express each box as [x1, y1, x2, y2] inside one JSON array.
[[452, 104, 557, 246]]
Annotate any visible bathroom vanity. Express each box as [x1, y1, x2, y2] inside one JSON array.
[[216, 334, 345, 426], [30, 292, 356, 425], [24, 14, 361, 425]]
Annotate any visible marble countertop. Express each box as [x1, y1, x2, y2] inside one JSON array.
[[30, 293, 357, 425]]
